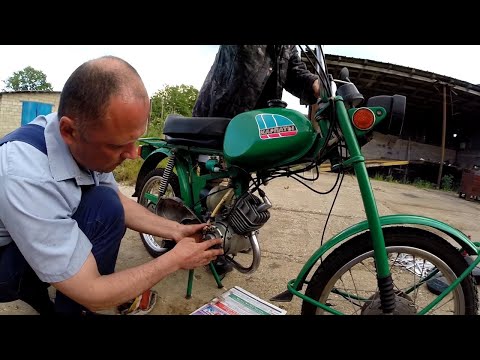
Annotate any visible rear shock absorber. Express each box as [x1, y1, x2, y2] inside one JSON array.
[[158, 154, 176, 197]]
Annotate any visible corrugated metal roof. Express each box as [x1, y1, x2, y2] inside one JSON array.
[[301, 50, 480, 148], [0, 91, 61, 96], [324, 53, 480, 115]]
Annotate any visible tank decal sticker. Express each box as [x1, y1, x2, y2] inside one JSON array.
[[255, 114, 298, 140]]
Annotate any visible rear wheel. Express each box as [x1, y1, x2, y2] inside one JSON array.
[[137, 168, 180, 258], [301, 227, 478, 315]]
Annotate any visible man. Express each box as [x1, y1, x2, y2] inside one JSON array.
[[193, 45, 321, 118], [193, 45, 321, 276], [0, 56, 223, 315]]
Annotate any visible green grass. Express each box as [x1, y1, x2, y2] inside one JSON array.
[[113, 158, 143, 186], [372, 172, 457, 192]]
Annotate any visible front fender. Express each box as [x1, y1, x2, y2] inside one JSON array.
[[133, 148, 172, 197], [291, 214, 479, 290]]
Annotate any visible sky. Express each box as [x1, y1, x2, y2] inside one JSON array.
[[1, 45, 480, 114]]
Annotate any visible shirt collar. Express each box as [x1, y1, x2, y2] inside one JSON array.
[[41, 113, 95, 186]]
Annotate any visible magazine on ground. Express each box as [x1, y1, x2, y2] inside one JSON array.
[[190, 286, 287, 315]]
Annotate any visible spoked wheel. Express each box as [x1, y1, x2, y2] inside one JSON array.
[[137, 168, 180, 258], [301, 227, 478, 315]]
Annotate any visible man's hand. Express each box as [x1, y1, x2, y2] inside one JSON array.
[[174, 223, 208, 243], [170, 236, 224, 269], [313, 78, 321, 98]]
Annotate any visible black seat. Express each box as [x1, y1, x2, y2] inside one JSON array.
[[163, 115, 231, 149]]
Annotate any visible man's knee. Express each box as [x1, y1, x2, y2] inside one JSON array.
[[73, 186, 125, 243], [0, 243, 31, 302], [76, 186, 124, 224]]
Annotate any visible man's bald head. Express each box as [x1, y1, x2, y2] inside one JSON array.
[[58, 55, 149, 136]]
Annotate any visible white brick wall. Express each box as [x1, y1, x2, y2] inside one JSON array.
[[0, 91, 60, 136]]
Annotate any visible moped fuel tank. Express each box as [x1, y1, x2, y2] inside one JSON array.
[[223, 107, 316, 170]]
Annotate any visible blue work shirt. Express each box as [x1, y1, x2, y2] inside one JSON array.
[[0, 113, 118, 283]]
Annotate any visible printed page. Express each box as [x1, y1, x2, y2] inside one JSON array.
[[190, 286, 287, 315]]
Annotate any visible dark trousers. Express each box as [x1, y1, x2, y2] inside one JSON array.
[[0, 186, 126, 315]]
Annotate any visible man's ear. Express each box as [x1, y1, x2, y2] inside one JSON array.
[[59, 116, 77, 145]]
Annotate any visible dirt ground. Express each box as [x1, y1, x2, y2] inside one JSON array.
[[2, 171, 480, 315]]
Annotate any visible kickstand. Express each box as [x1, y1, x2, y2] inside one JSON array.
[[208, 262, 224, 288]]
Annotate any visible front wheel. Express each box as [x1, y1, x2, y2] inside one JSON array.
[[301, 227, 478, 315], [137, 168, 180, 258]]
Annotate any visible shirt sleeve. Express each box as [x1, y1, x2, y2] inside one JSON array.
[[284, 45, 319, 105], [0, 173, 92, 283]]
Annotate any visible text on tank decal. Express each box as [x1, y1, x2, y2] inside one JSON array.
[[255, 114, 298, 140]]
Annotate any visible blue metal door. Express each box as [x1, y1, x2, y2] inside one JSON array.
[[21, 101, 53, 126]]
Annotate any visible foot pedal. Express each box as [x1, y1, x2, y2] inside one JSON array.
[[426, 276, 448, 295]]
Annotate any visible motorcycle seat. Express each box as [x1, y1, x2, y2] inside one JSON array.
[[163, 115, 231, 149]]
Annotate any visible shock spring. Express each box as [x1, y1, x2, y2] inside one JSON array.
[[158, 155, 176, 197]]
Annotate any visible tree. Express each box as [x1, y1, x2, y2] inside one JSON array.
[[2, 66, 53, 91], [149, 84, 198, 137]]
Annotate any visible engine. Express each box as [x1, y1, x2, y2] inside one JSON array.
[[156, 153, 273, 274], [203, 184, 271, 256]]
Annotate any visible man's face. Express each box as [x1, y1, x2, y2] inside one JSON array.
[[63, 95, 150, 173]]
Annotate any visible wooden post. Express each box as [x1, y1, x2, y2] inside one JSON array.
[[436, 84, 447, 189], [403, 138, 410, 183]]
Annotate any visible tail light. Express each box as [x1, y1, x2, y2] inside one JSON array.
[[137, 144, 143, 158], [352, 108, 375, 131]]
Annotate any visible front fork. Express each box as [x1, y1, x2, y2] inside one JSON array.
[[335, 98, 396, 313]]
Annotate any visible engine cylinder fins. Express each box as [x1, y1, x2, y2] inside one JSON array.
[[228, 192, 271, 235]]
